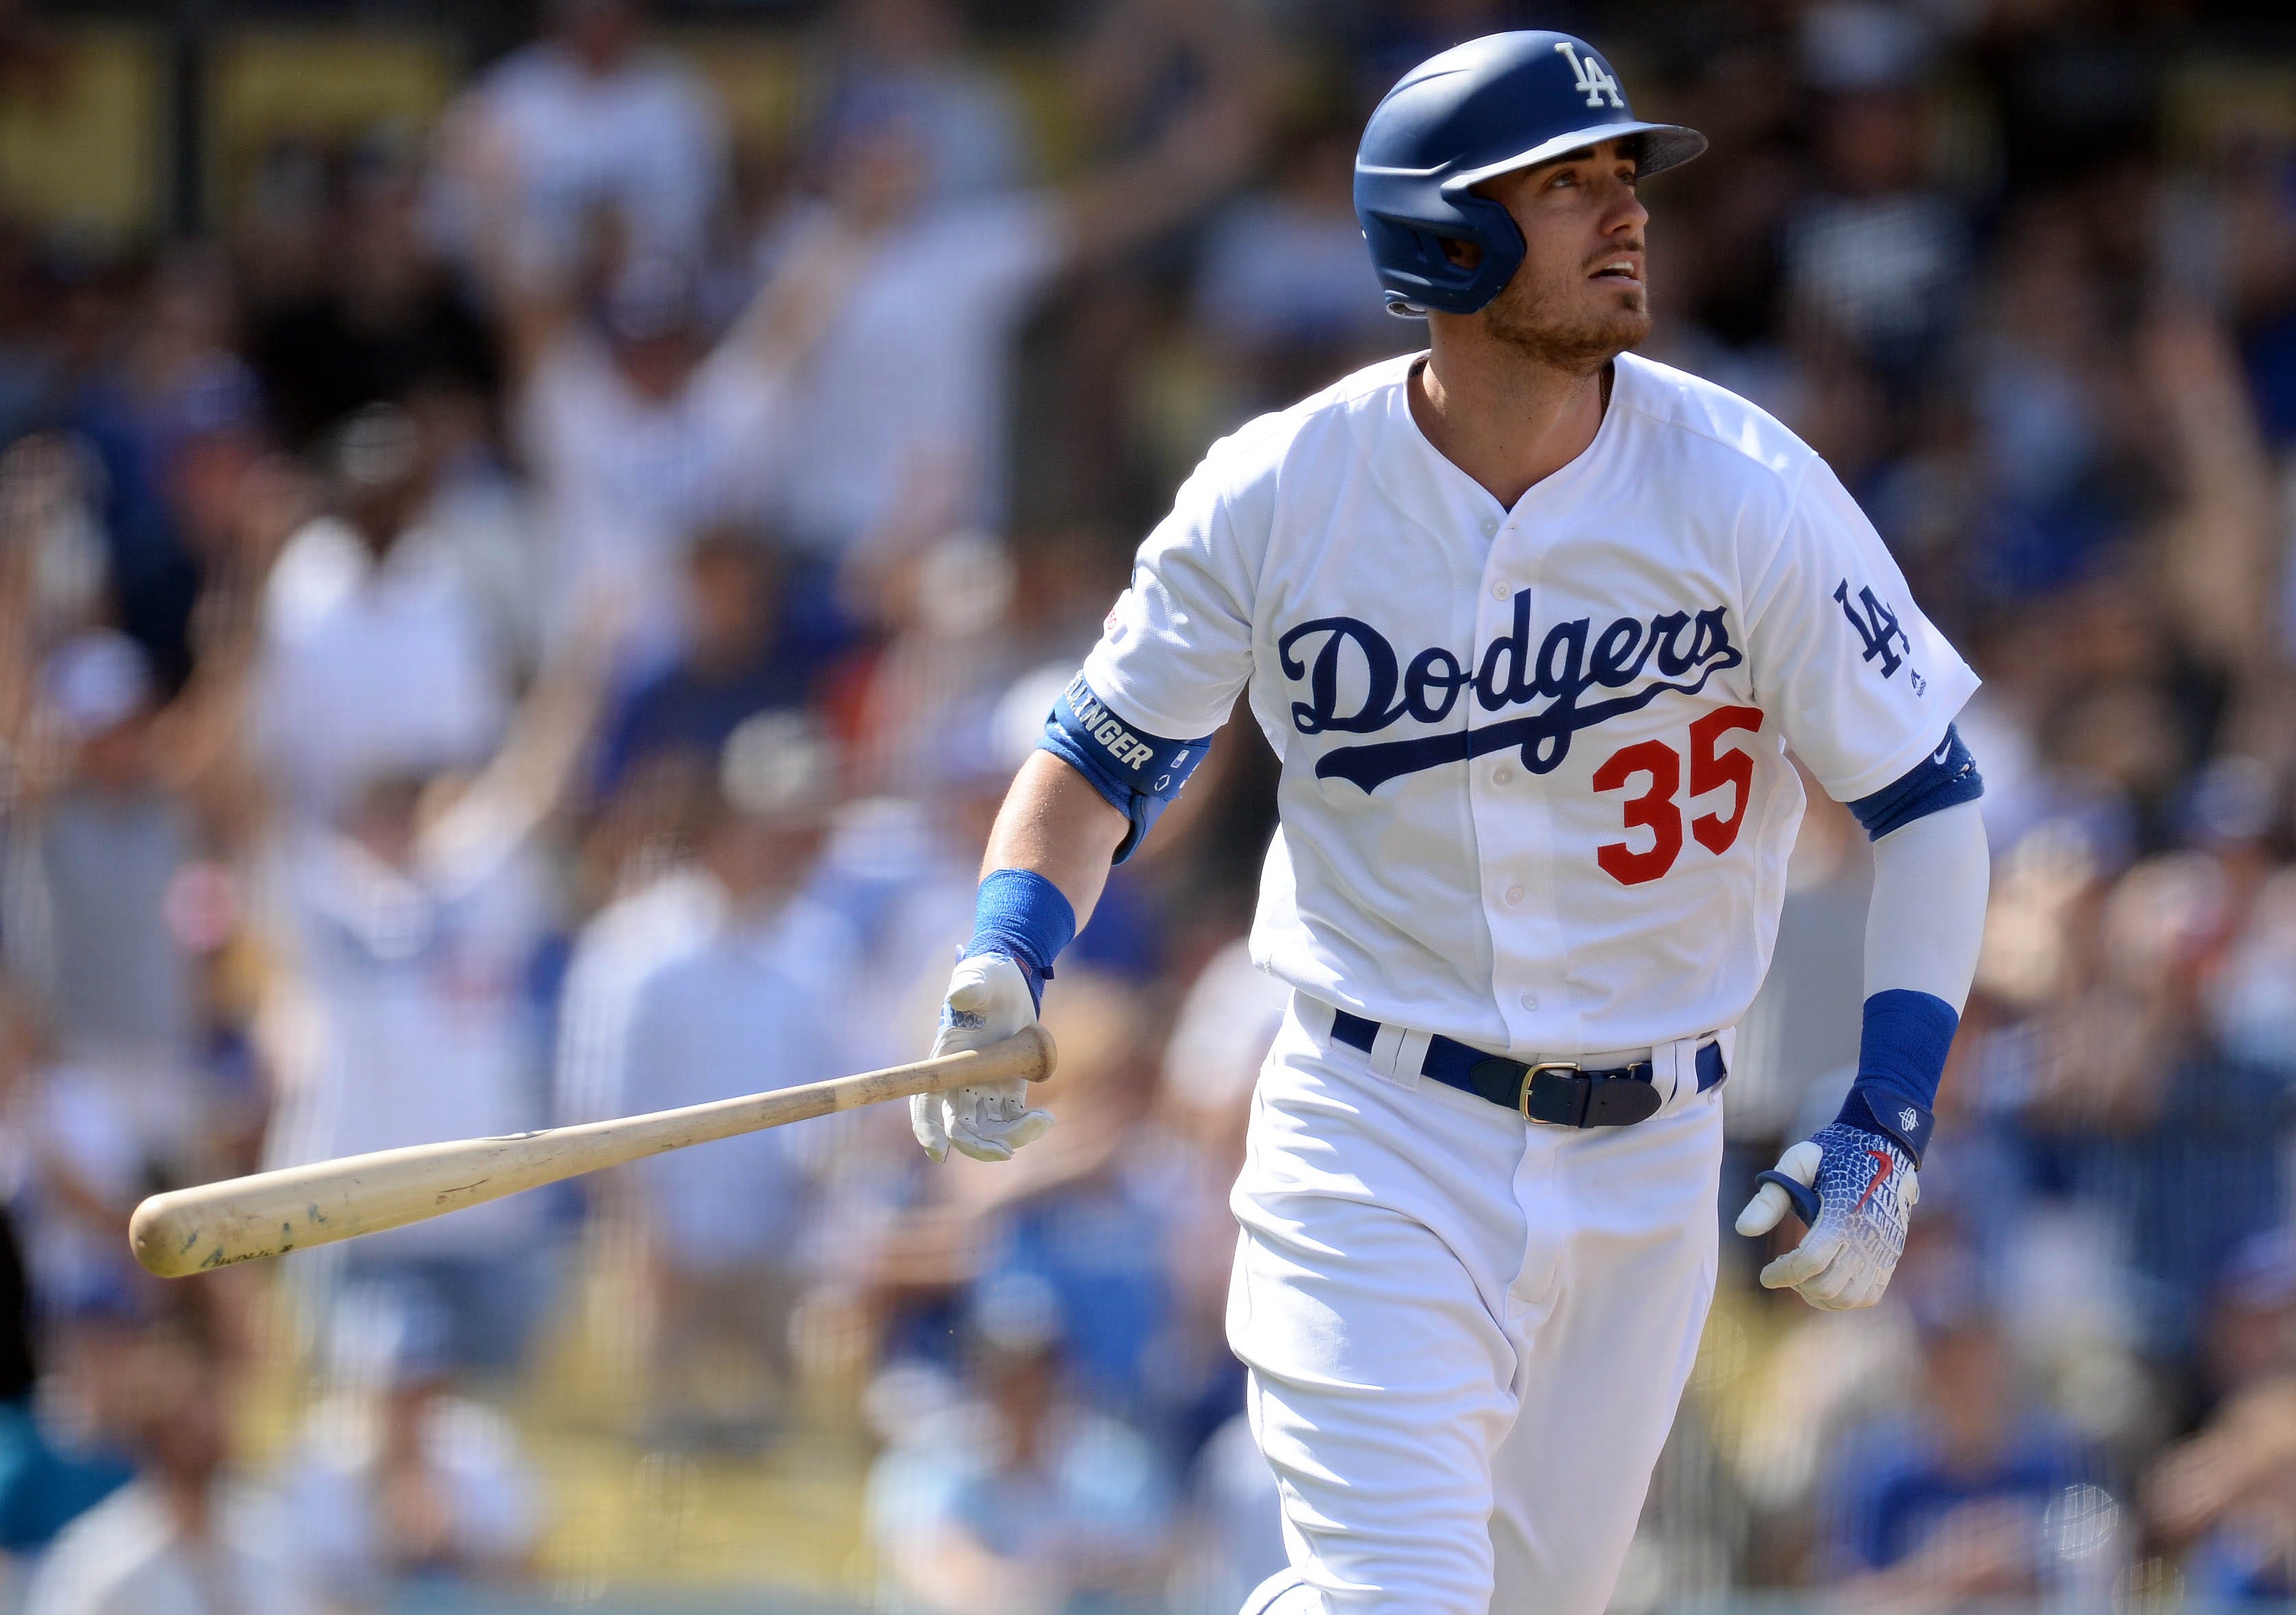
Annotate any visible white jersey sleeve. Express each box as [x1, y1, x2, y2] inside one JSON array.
[[1745, 457, 1979, 802], [1078, 435, 1269, 740]]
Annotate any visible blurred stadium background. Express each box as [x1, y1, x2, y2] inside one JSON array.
[[0, 0, 2294, 1609]]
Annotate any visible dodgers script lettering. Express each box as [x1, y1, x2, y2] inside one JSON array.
[[1277, 593, 1744, 791]]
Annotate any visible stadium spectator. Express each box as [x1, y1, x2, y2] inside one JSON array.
[[613, 713, 856, 1443], [244, 138, 499, 453], [1819, 1277, 2109, 1597], [1193, 106, 1413, 408], [252, 404, 510, 821], [759, 64, 1266, 562], [60, 248, 261, 690], [2143, 1235, 2296, 1598], [433, 0, 727, 289], [503, 243, 851, 669], [812, 0, 1030, 201], [1779, 4, 1969, 387], [261, 605, 610, 1382], [285, 1306, 542, 1601], [593, 526, 821, 798], [24, 1310, 318, 1615], [0, 990, 135, 1555], [1, 635, 202, 1155], [872, 1271, 1175, 1615]]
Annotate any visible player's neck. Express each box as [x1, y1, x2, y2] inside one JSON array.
[[1409, 339, 1612, 511]]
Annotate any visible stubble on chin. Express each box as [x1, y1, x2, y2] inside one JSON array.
[[1481, 281, 1652, 374]]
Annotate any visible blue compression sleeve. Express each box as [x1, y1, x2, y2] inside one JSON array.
[[1836, 988, 1958, 1165], [1039, 673, 1214, 863], [967, 868, 1078, 1013], [1848, 725, 1983, 840]]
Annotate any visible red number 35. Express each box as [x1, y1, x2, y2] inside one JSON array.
[[1591, 706, 1765, 886]]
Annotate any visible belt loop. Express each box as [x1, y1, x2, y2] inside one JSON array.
[[1394, 1028, 1430, 1088], [1369, 1024, 1424, 1089], [1649, 1039, 1683, 1110]]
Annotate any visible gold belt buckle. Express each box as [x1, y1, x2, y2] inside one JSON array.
[[1518, 1060, 1582, 1122]]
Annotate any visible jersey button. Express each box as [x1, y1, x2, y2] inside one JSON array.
[[1480, 517, 1498, 537], [1503, 884, 1525, 905], [1519, 994, 1540, 1011], [1490, 580, 1509, 600], [1493, 765, 1516, 786]]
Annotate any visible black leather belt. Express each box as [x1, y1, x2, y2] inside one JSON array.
[[1329, 1009, 1724, 1128]]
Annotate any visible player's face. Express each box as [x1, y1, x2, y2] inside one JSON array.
[[1462, 139, 1650, 370]]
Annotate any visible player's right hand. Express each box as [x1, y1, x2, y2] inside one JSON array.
[[911, 953, 1054, 1165], [1735, 1122, 1919, 1310]]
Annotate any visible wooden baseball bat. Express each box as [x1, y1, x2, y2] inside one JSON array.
[[129, 1026, 1056, 1279]]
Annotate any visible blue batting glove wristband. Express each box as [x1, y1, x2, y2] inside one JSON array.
[[965, 868, 1078, 1014], [1835, 988, 1958, 1166]]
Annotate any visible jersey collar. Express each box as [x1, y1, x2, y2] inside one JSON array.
[[1371, 352, 1635, 541]]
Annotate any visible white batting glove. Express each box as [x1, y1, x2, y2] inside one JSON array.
[[1736, 1122, 1920, 1310], [911, 954, 1055, 1164]]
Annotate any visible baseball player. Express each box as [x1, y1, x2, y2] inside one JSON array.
[[913, 31, 1990, 1615]]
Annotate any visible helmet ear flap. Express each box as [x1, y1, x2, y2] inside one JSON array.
[[1444, 190, 1526, 313], [1361, 192, 1524, 317]]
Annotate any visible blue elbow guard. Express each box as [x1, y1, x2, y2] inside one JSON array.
[[1849, 725, 1983, 840], [1038, 673, 1214, 863], [1837, 988, 1959, 1165]]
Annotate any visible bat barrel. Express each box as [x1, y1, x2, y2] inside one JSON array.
[[129, 1026, 1056, 1278], [129, 1137, 546, 1279]]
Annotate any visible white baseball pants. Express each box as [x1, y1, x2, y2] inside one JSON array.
[[1227, 996, 1725, 1615]]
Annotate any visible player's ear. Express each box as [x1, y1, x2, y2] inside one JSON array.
[[1439, 236, 1483, 270]]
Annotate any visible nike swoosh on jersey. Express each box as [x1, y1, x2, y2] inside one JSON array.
[[1931, 736, 1953, 765]]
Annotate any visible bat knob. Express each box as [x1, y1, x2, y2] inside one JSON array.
[[1017, 1022, 1059, 1083]]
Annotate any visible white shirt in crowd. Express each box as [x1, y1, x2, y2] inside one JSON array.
[[1080, 350, 1978, 1057], [556, 860, 877, 1133], [802, 797, 982, 1077], [256, 517, 509, 819], [1195, 191, 1406, 354], [262, 827, 553, 1257], [767, 193, 1065, 555], [616, 895, 859, 1274], [15, 1059, 190, 1310], [284, 1391, 540, 1600], [517, 334, 792, 665], [24, 1480, 317, 1615], [553, 865, 727, 1128], [440, 40, 725, 279]]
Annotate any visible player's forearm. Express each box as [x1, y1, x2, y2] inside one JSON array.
[[1739, 798, 1987, 1293], [1864, 798, 1988, 1011], [938, 698, 1205, 1046], [1837, 796, 1989, 1162], [981, 750, 1130, 931]]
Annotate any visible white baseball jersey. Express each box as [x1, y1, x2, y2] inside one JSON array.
[[1081, 350, 1977, 1056]]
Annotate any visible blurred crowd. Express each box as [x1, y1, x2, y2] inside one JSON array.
[[0, 0, 2293, 1609]]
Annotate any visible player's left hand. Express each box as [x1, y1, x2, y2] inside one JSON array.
[[1735, 1122, 1919, 1310]]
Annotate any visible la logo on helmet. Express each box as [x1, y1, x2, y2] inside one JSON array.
[[1553, 42, 1625, 109]]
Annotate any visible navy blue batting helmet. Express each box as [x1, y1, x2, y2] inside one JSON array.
[[1355, 32, 1706, 318]]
